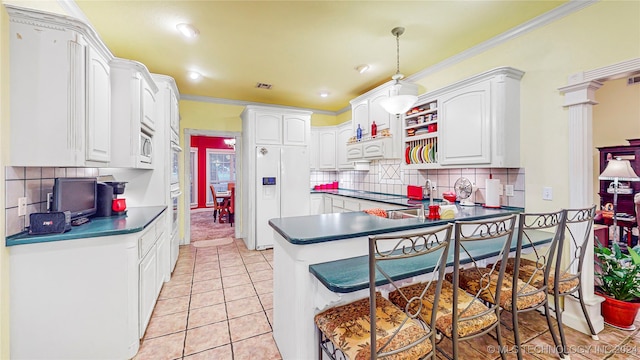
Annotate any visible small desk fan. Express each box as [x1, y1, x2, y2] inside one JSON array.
[[454, 177, 477, 206]]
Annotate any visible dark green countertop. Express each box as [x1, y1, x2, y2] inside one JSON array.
[[309, 229, 552, 293], [6, 206, 167, 246], [311, 188, 429, 207], [269, 204, 523, 245]]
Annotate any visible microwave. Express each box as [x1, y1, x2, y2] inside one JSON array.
[[140, 132, 153, 164]]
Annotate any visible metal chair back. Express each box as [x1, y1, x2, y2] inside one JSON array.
[[368, 223, 453, 359]]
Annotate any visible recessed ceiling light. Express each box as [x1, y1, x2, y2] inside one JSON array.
[[319, 92, 329, 98], [355, 64, 370, 74], [176, 23, 199, 38], [187, 71, 202, 80]]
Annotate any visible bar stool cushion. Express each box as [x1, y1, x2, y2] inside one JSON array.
[[449, 268, 546, 311], [314, 293, 432, 360], [498, 258, 580, 294], [389, 280, 497, 338]]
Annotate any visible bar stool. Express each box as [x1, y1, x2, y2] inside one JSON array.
[[314, 224, 453, 360], [389, 215, 518, 360], [492, 209, 568, 360]]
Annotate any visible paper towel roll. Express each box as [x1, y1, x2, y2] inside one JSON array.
[[485, 179, 501, 208]]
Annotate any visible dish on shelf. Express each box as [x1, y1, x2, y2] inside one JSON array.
[[411, 146, 419, 164], [405, 146, 410, 164], [423, 143, 431, 163], [418, 145, 425, 163], [429, 143, 436, 163]]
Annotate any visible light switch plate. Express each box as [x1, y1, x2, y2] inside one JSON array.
[[542, 187, 553, 201], [505, 185, 515, 197], [18, 197, 27, 216]]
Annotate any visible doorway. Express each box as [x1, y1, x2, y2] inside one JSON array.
[[183, 129, 242, 245]]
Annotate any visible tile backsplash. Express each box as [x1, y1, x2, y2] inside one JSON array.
[[4, 167, 99, 236], [311, 159, 525, 208]]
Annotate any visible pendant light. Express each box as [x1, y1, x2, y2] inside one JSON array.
[[380, 27, 418, 115]]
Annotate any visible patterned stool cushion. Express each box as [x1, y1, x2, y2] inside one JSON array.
[[449, 268, 546, 311], [314, 293, 432, 360], [498, 258, 580, 294], [389, 280, 497, 338]]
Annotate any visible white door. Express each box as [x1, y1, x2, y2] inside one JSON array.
[[280, 146, 310, 218], [255, 146, 281, 249]]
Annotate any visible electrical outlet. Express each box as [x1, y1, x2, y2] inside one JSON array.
[[542, 187, 553, 201], [18, 197, 27, 216], [505, 185, 515, 197]]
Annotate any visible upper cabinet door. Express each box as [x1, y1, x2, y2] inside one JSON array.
[[283, 115, 308, 146], [439, 80, 491, 165], [351, 99, 369, 135], [255, 113, 282, 144], [141, 78, 157, 132], [369, 89, 393, 132], [85, 45, 111, 162]]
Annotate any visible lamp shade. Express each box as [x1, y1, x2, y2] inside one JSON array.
[[380, 94, 418, 115], [599, 159, 640, 181]]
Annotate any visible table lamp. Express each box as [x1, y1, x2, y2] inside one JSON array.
[[598, 158, 640, 245]]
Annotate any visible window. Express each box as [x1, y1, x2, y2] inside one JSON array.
[[190, 148, 198, 207], [206, 149, 236, 205]]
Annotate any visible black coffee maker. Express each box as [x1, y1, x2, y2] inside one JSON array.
[[96, 181, 127, 217]]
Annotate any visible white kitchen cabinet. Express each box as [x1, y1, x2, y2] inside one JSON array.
[[337, 122, 354, 170], [9, 210, 167, 360], [310, 194, 324, 215], [110, 58, 159, 169], [318, 130, 337, 169], [86, 45, 112, 162], [310, 129, 320, 170], [322, 194, 403, 214], [139, 242, 157, 337], [7, 6, 113, 167], [346, 136, 396, 160], [439, 81, 491, 165], [403, 67, 524, 169], [284, 115, 309, 145], [256, 113, 283, 144], [323, 196, 332, 214], [369, 88, 393, 132], [351, 98, 369, 135], [254, 110, 309, 146]]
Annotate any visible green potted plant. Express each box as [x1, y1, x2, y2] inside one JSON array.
[[594, 242, 640, 330]]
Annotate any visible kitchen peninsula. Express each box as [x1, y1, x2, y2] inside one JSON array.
[[268, 195, 523, 360]]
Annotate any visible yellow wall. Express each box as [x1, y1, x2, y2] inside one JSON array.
[[592, 77, 640, 204], [412, 0, 640, 212], [1, 6, 9, 359]]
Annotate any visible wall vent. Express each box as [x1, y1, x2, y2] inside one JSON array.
[[628, 75, 640, 86], [256, 82, 273, 90]]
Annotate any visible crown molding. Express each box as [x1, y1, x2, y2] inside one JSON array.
[[405, 0, 598, 83], [180, 95, 336, 116]]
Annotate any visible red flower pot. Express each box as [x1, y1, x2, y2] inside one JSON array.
[[599, 292, 640, 330]]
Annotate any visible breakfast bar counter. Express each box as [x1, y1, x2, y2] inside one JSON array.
[[268, 203, 523, 360]]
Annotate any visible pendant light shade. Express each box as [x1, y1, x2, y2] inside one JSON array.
[[381, 27, 417, 115]]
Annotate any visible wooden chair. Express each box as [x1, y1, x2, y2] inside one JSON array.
[[209, 185, 230, 223], [390, 215, 517, 360], [492, 210, 568, 360], [315, 224, 453, 360], [228, 187, 235, 227]]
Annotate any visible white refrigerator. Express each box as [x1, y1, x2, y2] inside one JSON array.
[[255, 145, 310, 249]]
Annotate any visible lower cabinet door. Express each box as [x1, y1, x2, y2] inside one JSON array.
[[139, 244, 158, 338]]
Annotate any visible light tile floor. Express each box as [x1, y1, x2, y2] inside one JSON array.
[[134, 239, 281, 360], [134, 238, 639, 360]]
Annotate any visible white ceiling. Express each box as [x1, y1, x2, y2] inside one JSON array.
[[73, 0, 568, 113]]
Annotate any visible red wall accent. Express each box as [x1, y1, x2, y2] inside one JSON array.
[[191, 136, 234, 208]]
